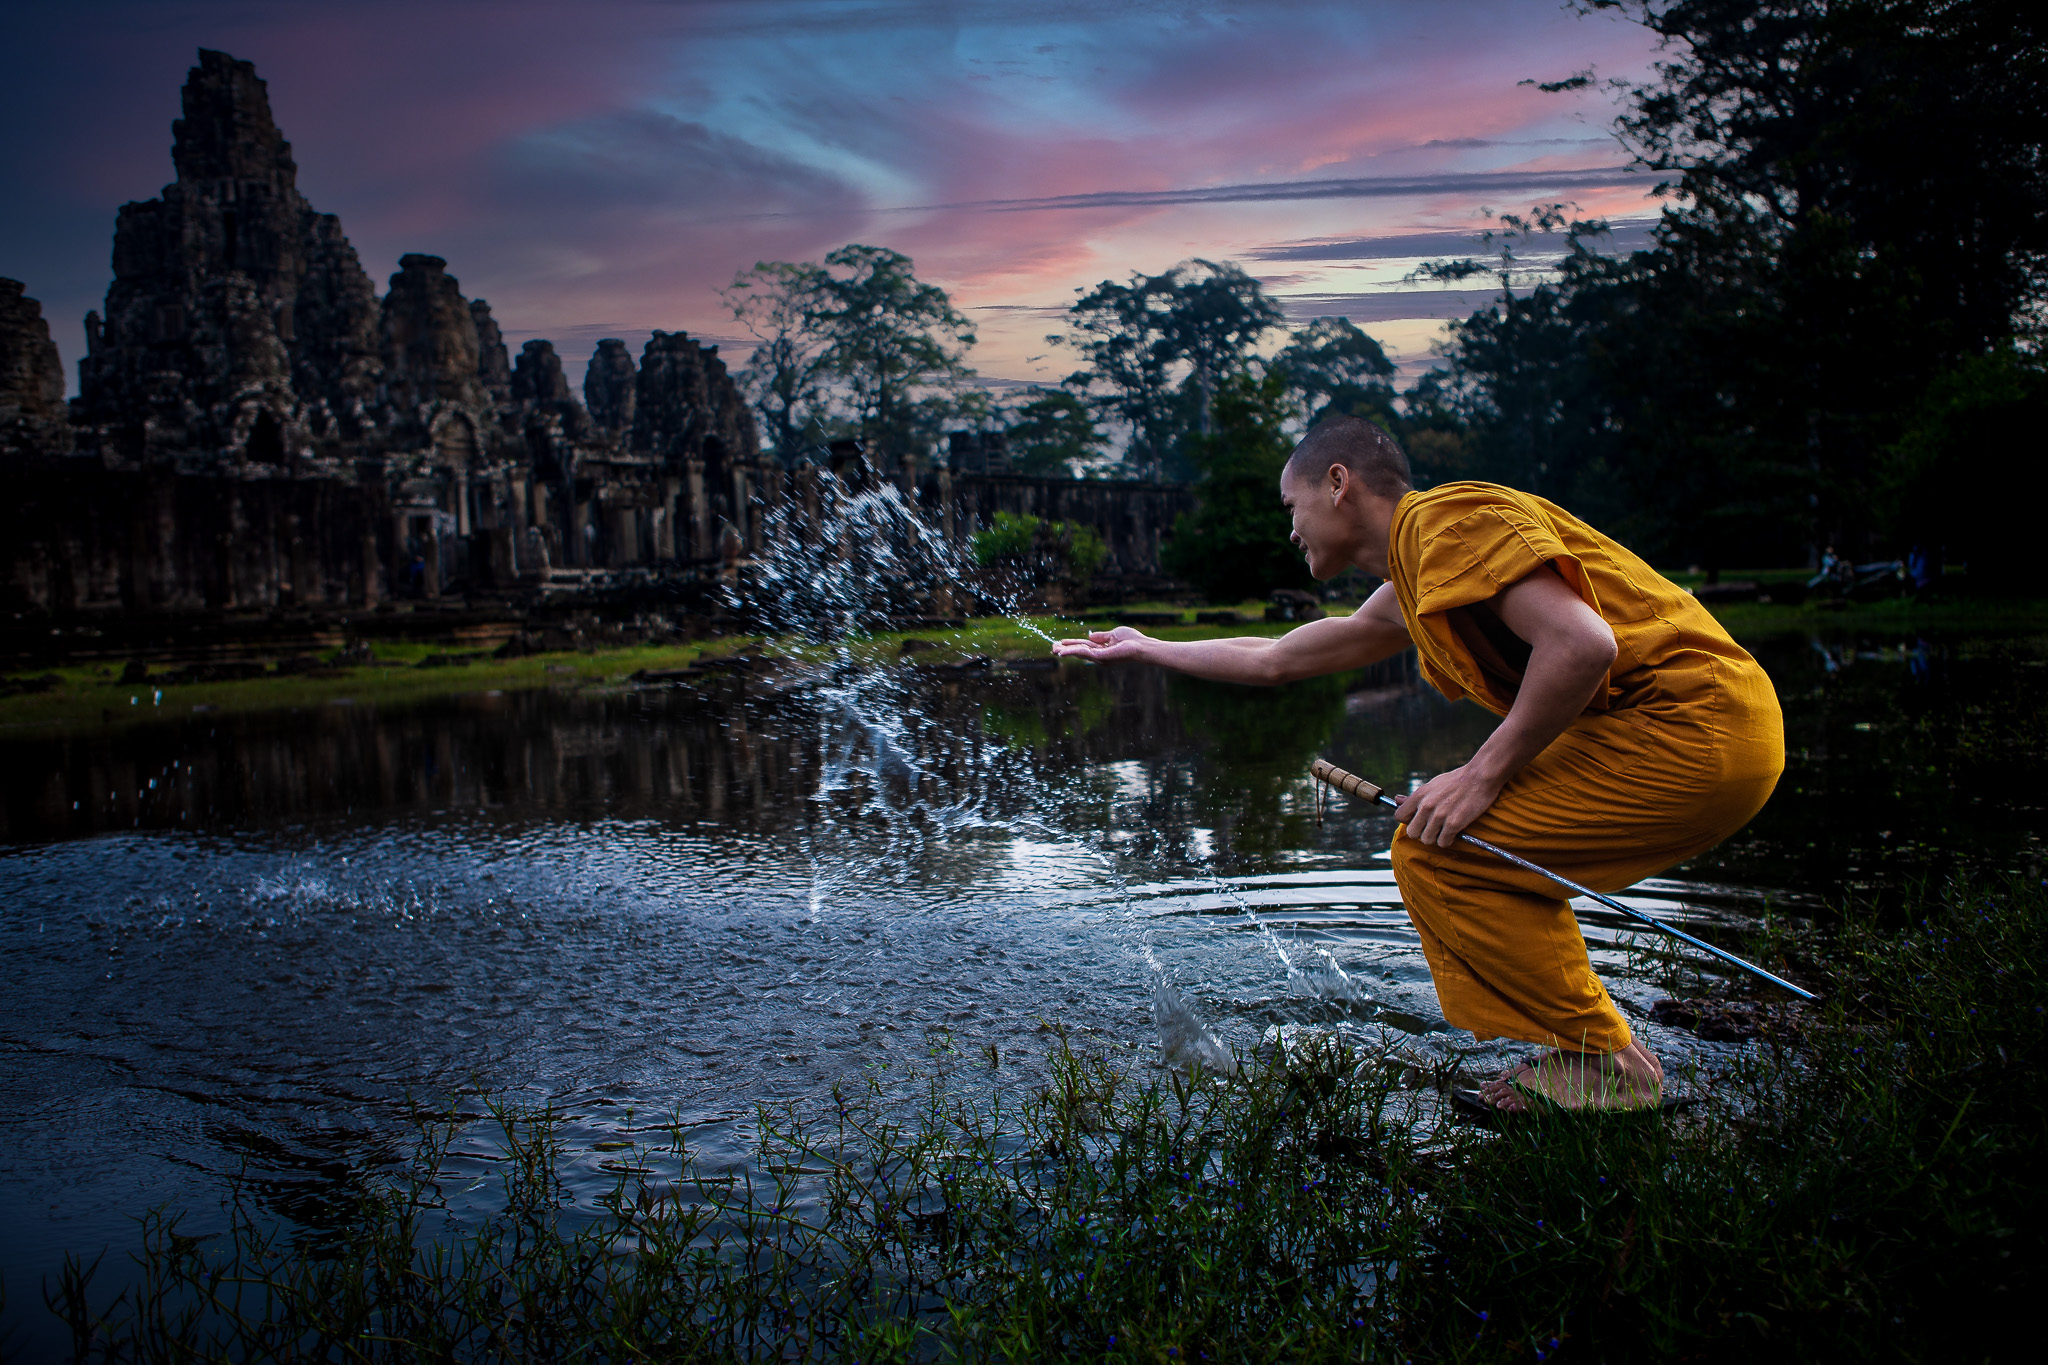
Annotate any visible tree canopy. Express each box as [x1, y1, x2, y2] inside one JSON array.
[[1055, 260, 1285, 480], [726, 246, 975, 466], [1419, 0, 2048, 569]]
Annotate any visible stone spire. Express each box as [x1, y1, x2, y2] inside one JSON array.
[[380, 254, 486, 414], [170, 48, 298, 191], [293, 211, 383, 435], [0, 279, 72, 457], [512, 339, 574, 405], [470, 299, 513, 404], [631, 331, 758, 466], [74, 49, 383, 465], [583, 338, 637, 436], [512, 339, 589, 440]]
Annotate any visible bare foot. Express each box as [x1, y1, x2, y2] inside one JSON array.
[[1476, 1042, 1665, 1113]]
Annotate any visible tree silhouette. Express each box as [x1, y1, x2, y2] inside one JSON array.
[[1057, 260, 1284, 480], [725, 245, 975, 467]]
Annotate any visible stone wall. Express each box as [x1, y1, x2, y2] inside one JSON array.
[[2, 463, 390, 614]]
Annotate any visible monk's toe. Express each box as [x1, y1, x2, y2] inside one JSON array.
[[1477, 1073, 1533, 1112]]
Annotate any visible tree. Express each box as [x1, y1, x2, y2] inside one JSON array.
[[1418, 0, 2048, 567], [723, 260, 831, 463], [1595, 0, 2048, 359], [1053, 273, 1180, 480], [1414, 208, 1617, 504], [1160, 260, 1287, 440], [1582, 0, 2048, 560], [809, 245, 976, 464], [1056, 260, 1285, 480], [1271, 317, 1398, 424], [1877, 347, 2048, 587], [725, 245, 976, 467], [1162, 369, 1315, 602], [1003, 387, 1101, 478]]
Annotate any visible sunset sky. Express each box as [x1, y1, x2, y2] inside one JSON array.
[[2, 0, 1673, 394]]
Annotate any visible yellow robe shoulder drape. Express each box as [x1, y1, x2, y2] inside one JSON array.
[[1387, 480, 1762, 718]]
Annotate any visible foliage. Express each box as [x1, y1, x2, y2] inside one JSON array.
[[1599, 0, 2048, 351], [970, 510, 1108, 586], [1052, 272, 1182, 480], [809, 245, 978, 463], [1001, 387, 1102, 478], [1161, 260, 1289, 442], [39, 876, 2048, 1360], [723, 260, 832, 462], [1273, 317, 1399, 427], [1876, 347, 2048, 585], [725, 246, 976, 465], [1055, 261, 1284, 480], [1162, 370, 1316, 602], [1414, 0, 2048, 568]]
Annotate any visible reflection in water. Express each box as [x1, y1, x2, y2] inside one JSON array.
[[2, 623, 2044, 1339]]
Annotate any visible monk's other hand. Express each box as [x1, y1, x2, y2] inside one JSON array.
[[1395, 765, 1505, 847], [1051, 626, 1151, 661]]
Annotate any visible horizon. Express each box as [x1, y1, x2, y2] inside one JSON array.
[[3, 0, 1669, 399]]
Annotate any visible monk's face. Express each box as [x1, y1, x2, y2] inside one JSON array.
[[1280, 465, 1357, 580], [1281, 463, 1397, 579]]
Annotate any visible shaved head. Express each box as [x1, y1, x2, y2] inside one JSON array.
[[1283, 414, 1413, 499]]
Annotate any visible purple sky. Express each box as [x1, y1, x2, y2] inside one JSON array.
[[2, 0, 1670, 393]]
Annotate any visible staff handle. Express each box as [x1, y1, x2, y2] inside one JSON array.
[[1309, 758, 1386, 804]]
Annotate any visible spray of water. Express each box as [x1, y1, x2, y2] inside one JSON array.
[[1201, 873, 1372, 1012], [733, 466, 1353, 1066]]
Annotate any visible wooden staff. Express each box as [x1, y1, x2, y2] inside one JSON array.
[[1309, 758, 1817, 1001]]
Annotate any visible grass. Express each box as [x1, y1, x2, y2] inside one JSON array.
[[1705, 594, 2048, 638], [6, 589, 2046, 737], [31, 875, 2046, 1361], [0, 607, 1304, 736]]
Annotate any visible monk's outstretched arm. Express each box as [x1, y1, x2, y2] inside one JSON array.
[[1396, 564, 1617, 846], [1052, 582, 1411, 685]]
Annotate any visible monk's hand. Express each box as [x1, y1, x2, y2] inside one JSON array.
[[1395, 765, 1506, 848], [1051, 626, 1151, 661]]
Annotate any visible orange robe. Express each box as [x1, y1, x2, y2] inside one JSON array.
[[1384, 482, 1783, 1054]]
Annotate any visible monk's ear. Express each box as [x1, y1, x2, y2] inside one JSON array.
[[1327, 461, 1349, 503]]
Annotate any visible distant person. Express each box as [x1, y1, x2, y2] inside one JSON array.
[[1905, 545, 1936, 595], [1054, 415, 1784, 1111], [1810, 545, 1853, 597]]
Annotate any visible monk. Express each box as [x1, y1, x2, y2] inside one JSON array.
[[1053, 415, 1783, 1111]]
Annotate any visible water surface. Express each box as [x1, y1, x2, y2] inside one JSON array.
[[3, 624, 2043, 1330]]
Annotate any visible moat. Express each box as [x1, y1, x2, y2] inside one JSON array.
[[3, 620, 2043, 1329]]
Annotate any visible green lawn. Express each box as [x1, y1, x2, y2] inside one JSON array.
[[6, 589, 2045, 736], [0, 609, 1304, 735]]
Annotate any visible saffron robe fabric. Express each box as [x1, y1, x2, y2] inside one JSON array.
[[1384, 482, 1784, 1053]]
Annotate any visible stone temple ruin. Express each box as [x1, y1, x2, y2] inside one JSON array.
[[0, 50, 1191, 622]]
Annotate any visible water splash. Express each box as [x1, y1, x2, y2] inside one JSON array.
[[1199, 871, 1372, 1011], [1151, 981, 1237, 1074], [732, 466, 1358, 1062], [736, 470, 1093, 899]]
